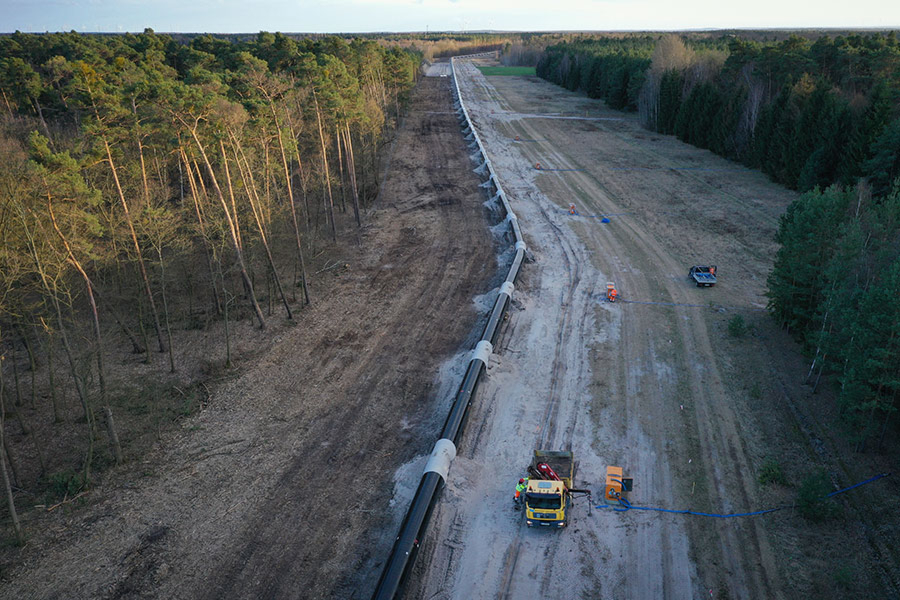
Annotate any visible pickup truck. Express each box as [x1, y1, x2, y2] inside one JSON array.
[[689, 265, 717, 287]]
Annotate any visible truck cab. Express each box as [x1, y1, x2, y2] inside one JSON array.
[[523, 451, 576, 527], [525, 479, 568, 527]]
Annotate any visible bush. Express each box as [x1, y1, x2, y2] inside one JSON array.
[[44, 470, 86, 504], [796, 469, 840, 522], [727, 314, 747, 337], [749, 382, 762, 400], [833, 565, 855, 589], [758, 457, 787, 486]]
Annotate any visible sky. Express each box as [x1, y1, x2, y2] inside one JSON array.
[[2, 0, 898, 34]]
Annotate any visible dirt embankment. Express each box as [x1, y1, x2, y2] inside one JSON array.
[[0, 75, 503, 599]]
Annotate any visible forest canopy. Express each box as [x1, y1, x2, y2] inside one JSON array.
[[0, 29, 420, 527]]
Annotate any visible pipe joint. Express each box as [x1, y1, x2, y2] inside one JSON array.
[[423, 438, 457, 481], [471, 340, 493, 366]]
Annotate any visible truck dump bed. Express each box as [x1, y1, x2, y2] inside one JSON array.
[[532, 450, 575, 489]]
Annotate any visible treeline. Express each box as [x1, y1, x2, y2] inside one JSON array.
[[0, 29, 418, 540], [536, 36, 656, 110], [767, 184, 899, 450], [384, 33, 511, 62], [537, 33, 900, 190], [536, 33, 900, 448], [650, 34, 900, 194]]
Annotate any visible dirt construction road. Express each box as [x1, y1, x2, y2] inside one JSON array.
[[407, 60, 804, 599]]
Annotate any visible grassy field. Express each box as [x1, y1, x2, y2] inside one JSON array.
[[476, 66, 536, 76]]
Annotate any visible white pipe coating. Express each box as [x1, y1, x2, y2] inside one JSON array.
[[423, 438, 457, 481], [471, 340, 493, 366]]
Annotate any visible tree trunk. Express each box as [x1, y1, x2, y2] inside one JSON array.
[[229, 133, 293, 319], [53, 296, 90, 424], [286, 112, 312, 235], [1, 424, 19, 488], [91, 286, 146, 354], [33, 97, 53, 146], [1, 88, 13, 116], [53, 294, 95, 482], [0, 338, 24, 500], [11, 352, 21, 408], [180, 147, 222, 316], [157, 245, 176, 374], [100, 135, 166, 353], [343, 124, 362, 227], [0, 387, 23, 544], [336, 125, 347, 213], [20, 212, 91, 426], [135, 128, 150, 206], [221, 265, 233, 369], [15, 324, 37, 408], [46, 331, 61, 423], [269, 107, 311, 306], [313, 91, 337, 242], [103, 406, 124, 465], [48, 200, 107, 399], [186, 125, 266, 330], [48, 199, 123, 465], [219, 140, 243, 250]]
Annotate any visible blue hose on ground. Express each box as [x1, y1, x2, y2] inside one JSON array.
[[534, 167, 585, 172], [597, 472, 890, 518]]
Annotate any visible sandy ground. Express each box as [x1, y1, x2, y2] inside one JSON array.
[[405, 60, 899, 600], [424, 62, 451, 77], [0, 76, 503, 600]]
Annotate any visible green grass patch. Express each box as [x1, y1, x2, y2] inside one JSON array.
[[476, 66, 536, 76], [727, 314, 747, 337], [758, 457, 788, 486], [796, 469, 841, 522], [43, 470, 87, 504]]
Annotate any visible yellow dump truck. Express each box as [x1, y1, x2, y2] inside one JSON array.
[[524, 450, 590, 528]]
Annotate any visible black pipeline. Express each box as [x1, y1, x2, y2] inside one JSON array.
[[371, 55, 527, 600]]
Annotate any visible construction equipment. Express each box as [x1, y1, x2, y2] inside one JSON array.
[[689, 265, 717, 287], [606, 282, 618, 302], [604, 465, 633, 503], [523, 450, 591, 528]]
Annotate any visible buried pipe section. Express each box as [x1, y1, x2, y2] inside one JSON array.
[[371, 56, 526, 600]]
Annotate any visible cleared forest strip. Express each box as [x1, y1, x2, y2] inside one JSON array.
[[371, 55, 527, 599]]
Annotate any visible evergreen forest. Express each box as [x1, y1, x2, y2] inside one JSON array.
[[0, 29, 420, 535], [537, 33, 900, 449]]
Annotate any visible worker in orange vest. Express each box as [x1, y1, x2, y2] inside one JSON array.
[[514, 477, 529, 508], [608, 287, 618, 302]]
